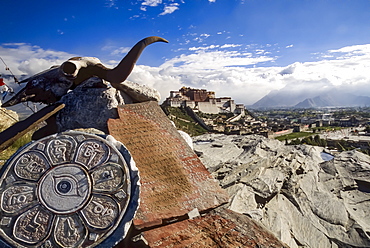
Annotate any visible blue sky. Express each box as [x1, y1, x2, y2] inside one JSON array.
[[2, 0, 370, 105]]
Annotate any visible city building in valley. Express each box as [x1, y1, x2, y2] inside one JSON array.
[[163, 87, 245, 115]]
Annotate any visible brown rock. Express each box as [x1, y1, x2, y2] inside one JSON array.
[[141, 207, 288, 248]]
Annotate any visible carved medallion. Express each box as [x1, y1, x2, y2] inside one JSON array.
[[0, 131, 139, 248]]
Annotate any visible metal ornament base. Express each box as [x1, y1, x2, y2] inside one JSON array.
[[0, 131, 139, 248]]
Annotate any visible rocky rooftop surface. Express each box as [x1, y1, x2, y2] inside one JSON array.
[[193, 134, 370, 248]]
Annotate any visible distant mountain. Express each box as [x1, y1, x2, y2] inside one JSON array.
[[252, 88, 370, 108], [294, 92, 370, 108], [251, 94, 281, 108], [252, 89, 312, 108], [294, 93, 339, 108]]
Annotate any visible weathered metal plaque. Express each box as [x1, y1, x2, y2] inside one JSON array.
[[107, 101, 228, 229], [0, 131, 139, 248]]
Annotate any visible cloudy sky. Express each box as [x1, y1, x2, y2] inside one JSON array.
[[1, 0, 370, 105]]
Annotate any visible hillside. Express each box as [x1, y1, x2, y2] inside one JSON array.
[[161, 106, 208, 136]]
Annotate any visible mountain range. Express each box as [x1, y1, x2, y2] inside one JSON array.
[[251, 88, 370, 109]]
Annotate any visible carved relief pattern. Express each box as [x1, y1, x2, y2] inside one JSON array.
[[75, 140, 109, 169], [1, 185, 36, 213], [0, 132, 131, 247], [91, 163, 124, 192], [54, 215, 87, 247], [81, 195, 119, 229], [13, 205, 53, 244], [14, 152, 50, 181], [46, 135, 76, 165]]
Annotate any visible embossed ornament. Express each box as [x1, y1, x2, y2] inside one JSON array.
[[0, 131, 139, 248]]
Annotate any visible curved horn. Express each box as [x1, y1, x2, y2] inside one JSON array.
[[107, 36, 168, 85], [61, 36, 168, 86]]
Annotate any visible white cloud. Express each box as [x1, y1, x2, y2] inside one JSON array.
[[328, 44, 370, 54], [0, 43, 74, 77], [128, 43, 370, 105], [105, 0, 117, 8], [3, 42, 370, 106], [127, 50, 278, 104], [130, 15, 140, 19], [140, 0, 180, 16], [187, 43, 241, 52], [159, 3, 179, 15], [279, 62, 299, 75], [161, 50, 275, 70], [286, 44, 293, 48], [111, 47, 131, 55], [189, 33, 212, 43], [209, 0, 216, 2], [220, 44, 241, 49], [188, 45, 219, 51], [142, 0, 162, 7], [129, 63, 282, 105]]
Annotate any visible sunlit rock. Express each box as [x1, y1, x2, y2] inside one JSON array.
[[194, 134, 370, 247]]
